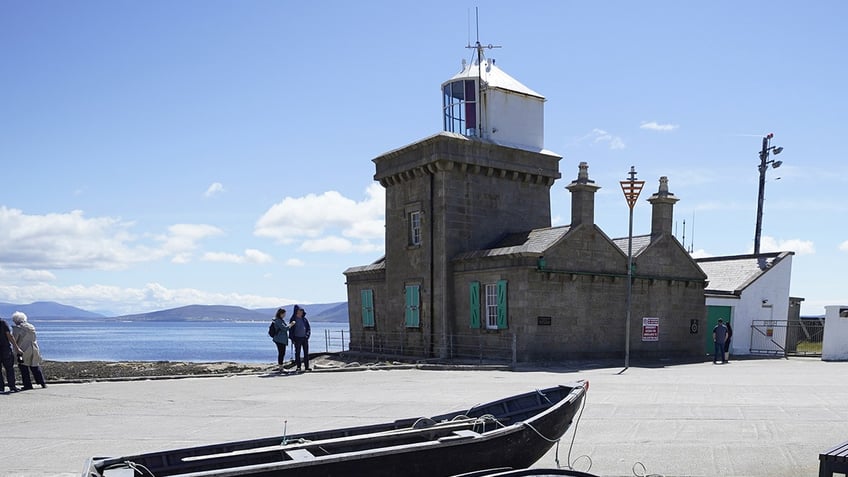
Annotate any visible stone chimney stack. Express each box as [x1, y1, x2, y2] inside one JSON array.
[[647, 176, 679, 240], [566, 162, 601, 227]]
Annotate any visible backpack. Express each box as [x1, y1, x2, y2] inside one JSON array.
[[268, 322, 277, 338]]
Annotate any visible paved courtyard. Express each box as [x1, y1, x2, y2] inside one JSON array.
[[3, 356, 846, 476]]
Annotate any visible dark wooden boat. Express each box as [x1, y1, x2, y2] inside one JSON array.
[[83, 381, 588, 477]]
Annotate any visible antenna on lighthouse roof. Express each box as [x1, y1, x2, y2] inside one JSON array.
[[465, 7, 501, 64]]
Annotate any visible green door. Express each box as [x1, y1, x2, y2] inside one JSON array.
[[705, 306, 732, 354]]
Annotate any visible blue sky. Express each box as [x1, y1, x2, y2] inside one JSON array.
[[1, 1, 845, 316]]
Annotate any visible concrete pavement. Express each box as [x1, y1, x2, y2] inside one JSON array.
[[2, 357, 846, 477]]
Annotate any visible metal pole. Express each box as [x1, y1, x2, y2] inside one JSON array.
[[754, 135, 769, 255], [619, 166, 644, 371], [625, 205, 634, 369]]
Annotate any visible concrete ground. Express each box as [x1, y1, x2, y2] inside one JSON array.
[[2, 356, 846, 477]]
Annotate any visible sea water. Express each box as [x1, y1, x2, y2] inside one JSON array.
[[33, 320, 350, 363]]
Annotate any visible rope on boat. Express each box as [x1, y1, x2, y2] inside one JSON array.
[[559, 384, 594, 474], [536, 388, 554, 405], [631, 461, 665, 477], [100, 460, 155, 477]]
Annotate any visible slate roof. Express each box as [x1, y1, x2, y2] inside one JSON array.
[[453, 225, 570, 260], [455, 228, 659, 261], [343, 256, 386, 275], [611, 234, 652, 256], [695, 252, 791, 295]]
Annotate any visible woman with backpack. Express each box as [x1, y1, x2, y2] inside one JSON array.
[[269, 308, 289, 370]]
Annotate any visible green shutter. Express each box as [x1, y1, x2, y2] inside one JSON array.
[[469, 281, 481, 328], [360, 289, 374, 327], [405, 285, 420, 328], [496, 279, 508, 329]]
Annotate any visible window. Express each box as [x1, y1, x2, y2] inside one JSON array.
[[485, 284, 498, 329], [443, 79, 478, 136], [361, 289, 375, 327], [404, 284, 420, 328], [409, 211, 421, 246], [485, 280, 508, 330]]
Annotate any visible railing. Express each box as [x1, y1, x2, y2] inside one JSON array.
[[346, 331, 516, 365], [319, 328, 348, 353], [750, 319, 824, 357]]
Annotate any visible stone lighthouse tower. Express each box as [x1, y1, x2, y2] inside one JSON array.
[[345, 42, 561, 358]]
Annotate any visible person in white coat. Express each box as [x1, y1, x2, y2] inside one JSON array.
[[11, 312, 46, 389]]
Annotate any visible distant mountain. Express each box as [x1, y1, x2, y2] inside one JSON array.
[[0, 301, 349, 323], [116, 305, 268, 322], [253, 302, 348, 323], [0, 301, 106, 320]]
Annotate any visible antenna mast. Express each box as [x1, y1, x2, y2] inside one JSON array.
[[464, 7, 501, 136], [689, 212, 695, 253]]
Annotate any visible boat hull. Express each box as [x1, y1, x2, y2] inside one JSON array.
[[84, 382, 587, 477]]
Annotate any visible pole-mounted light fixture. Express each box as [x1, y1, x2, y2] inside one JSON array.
[[754, 133, 784, 255]]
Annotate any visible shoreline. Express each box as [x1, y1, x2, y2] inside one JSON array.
[[35, 353, 512, 383], [40, 360, 273, 382]]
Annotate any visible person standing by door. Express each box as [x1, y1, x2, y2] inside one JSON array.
[[723, 321, 733, 363], [288, 305, 311, 373], [713, 319, 729, 364]]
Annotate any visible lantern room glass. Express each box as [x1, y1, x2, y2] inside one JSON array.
[[443, 79, 477, 137]]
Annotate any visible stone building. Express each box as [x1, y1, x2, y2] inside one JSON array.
[[343, 46, 707, 362]]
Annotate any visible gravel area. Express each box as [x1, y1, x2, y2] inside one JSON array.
[[37, 353, 366, 382]]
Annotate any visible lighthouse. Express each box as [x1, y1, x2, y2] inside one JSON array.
[[441, 42, 546, 152]]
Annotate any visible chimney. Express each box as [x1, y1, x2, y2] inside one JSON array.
[[566, 162, 601, 227], [647, 176, 679, 240]]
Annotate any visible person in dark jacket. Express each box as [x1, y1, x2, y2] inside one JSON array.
[[288, 305, 311, 372], [723, 321, 733, 363], [270, 308, 290, 370], [713, 319, 729, 364], [0, 316, 24, 393]]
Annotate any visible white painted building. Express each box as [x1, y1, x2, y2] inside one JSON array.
[[696, 252, 794, 356], [822, 305, 848, 361]]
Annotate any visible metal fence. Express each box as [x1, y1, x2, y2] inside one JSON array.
[[750, 319, 824, 357], [318, 328, 349, 353], [347, 331, 517, 365]]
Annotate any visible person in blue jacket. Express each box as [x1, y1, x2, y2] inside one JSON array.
[[288, 305, 311, 372], [270, 308, 289, 370]]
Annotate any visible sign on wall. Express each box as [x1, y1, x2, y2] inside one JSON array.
[[642, 317, 659, 341]]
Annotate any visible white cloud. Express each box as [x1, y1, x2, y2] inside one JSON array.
[[285, 258, 305, 267], [839, 240, 848, 252], [298, 235, 382, 254], [758, 236, 815, 255], [0, 206, 235, 275], [0, 206, 148, 270], [155, 223, 224, 259], [202, 249, 273, 264], [689, 249, 712, 259], [204, 182, 225, 198], [640, 121, 679, 132], [255, 184, 385, 253], [578, 128, 626, 150]]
